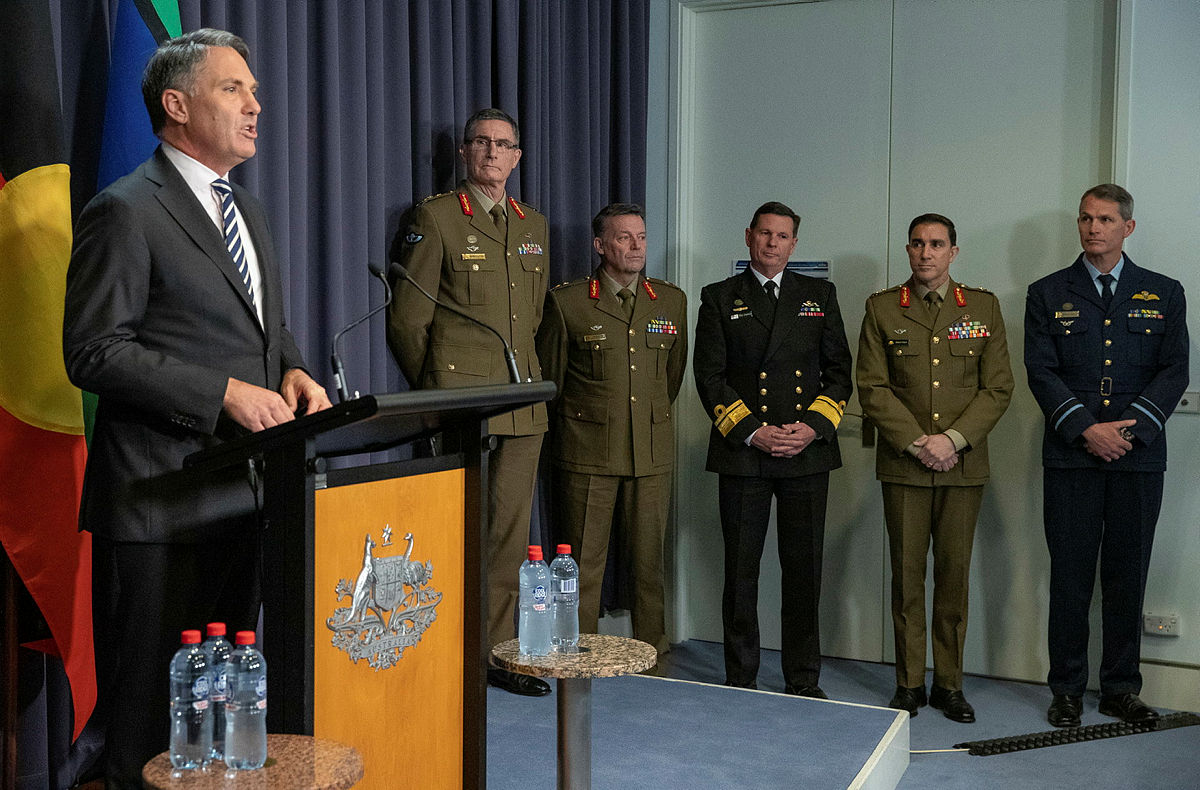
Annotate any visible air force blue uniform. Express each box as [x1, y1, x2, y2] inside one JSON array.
[[1024, 254, 1189, 696]]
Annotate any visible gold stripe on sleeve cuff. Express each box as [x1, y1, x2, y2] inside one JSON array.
[[714, 400, 751, 437], [806, 395, 845, 429]]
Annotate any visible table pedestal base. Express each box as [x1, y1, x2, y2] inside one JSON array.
[[557, 677, 592, 790]]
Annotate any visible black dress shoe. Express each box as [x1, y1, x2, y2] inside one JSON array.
[[785, 684, 829, 700], [1046, 694, 1082, 727], [888, 685, 927, 715], [487, 667, 551, 697], [1098, 692, 1159, 724], [929, 685, 975, 723], [724, 680, 757, 690]]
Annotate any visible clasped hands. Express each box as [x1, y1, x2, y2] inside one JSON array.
[[223, 368, 333, 432], [1082, 419, 1136, 462], [913, 433, 958, 472], [750, 422, 817, 458]]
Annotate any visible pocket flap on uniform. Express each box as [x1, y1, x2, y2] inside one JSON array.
[[560, 392, 607, 424]]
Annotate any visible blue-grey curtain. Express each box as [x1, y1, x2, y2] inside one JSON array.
[[24, 2, 648, 787]]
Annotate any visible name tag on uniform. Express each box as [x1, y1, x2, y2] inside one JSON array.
[[1054, 310, 1079, 318], [461, 252, 486, 260], [584, 333, 606, 341]]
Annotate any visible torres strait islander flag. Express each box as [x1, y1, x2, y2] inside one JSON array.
[[0, 0, 93, 741]]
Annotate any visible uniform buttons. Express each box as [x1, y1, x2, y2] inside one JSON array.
[[932, 412, 941, 421], [933, 381, 941, 389], [448, 364, 456, 370], [932, 358, 941, 366], [511, 314, 518, 322], [510, 281, 517, 288], [759, 388, 768, 396], [1065, 329, 1071, 335], [628, 328, 636, 336], [968, 349, 975, 356], [760, 405, 768, 413], [795, 370, 802, 377], [629, 347, 636, 354], [659, 342, 666, 348], [535, 266, 541, 272], [593, 344, 600, 350], [1103, 399, 1111, 407], [762, 421, 769, 427], [1105, 359, 1112, 366], [795, 404, 803, 411], [932, 336, 940, 344], [795, 386, 803, 394], [1105, 339, 1112, 346], [759, 372, 768, 380], [630, 364, 637, 371], [472, 264, 480, 271], [1145, 329, 1152, 334], [896, 349, 904, 356], [1104, 319, 1112, 326], [630, 396, 637, 403]]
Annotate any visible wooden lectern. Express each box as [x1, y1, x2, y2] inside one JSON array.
[[185, 381, 555, 790]]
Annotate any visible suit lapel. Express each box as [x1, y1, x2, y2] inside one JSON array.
[[1066, 256, 1105, 313], [737, 269, 774, 334], [148, 149, 262, 330]]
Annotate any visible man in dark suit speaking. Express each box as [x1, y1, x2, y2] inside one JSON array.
[[693, 201, 852, 697], [64, 29, 330, 787]]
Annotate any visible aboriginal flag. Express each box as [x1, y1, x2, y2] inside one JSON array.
[[0, 0, 94, 742]]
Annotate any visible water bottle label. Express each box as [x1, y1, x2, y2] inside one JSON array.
[[192, 699, 210, 711], [533, 603, 547, 611], [213, 671, 227, 698], [255, 676, 267, 698], [533, 584, 547, 603], [192, 675, 210, 698], [256, 699, 267, 710], [558, 578, 577, 594]]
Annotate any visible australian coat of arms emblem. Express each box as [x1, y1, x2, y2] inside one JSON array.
[[326, 527, 442, 670]]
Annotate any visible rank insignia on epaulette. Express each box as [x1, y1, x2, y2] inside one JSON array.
[[642, 280, 658, 300], [507, 196, 525, 219], [1132, 291, 1160, 301], [458, 192, 473, 216], [900, 286, 911, 307], [405, 232, 423, 244], [954, 286, 966, 307], [589, 279, 600, 299]]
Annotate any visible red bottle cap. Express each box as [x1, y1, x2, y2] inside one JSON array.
[[527, 545, 543, 561], [206, 622, 227, 637], [181, 629, 202, 644], [556, 544, 572, 555], [235, 631, 257, 646]]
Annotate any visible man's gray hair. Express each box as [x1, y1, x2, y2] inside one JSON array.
[[142, 28, 250, 135], [1081, 183, 1134, 221], [463, 108, 520, 148]]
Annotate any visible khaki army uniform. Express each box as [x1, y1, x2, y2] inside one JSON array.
[[387, 181, 549, 650], [536, 271, 688, 653], [857, 279, 1013, 689]]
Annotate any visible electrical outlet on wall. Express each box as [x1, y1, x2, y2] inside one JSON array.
[[1143, 611, 1181, 637]]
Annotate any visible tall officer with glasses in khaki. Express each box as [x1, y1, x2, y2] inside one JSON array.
[[388, 108, 552, 697]]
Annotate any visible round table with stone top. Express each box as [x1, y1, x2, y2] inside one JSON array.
[[141, 733, 364, 789], [492, 633, 657, 790]]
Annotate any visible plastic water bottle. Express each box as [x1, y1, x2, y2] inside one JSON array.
[[169, 629, 212, 769], [550, 544, 579, 653], [202, 623, 232, 761], [518, 545, 552, 656], [224, 631, 268, 770]]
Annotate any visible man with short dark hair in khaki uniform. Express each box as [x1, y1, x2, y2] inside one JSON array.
[[387, 108, 551, 696], [536, 203, 688, 657], [857, 214, 1013, 722]]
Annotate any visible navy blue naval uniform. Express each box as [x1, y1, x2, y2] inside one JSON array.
[[1024, 253, 1189, 697]]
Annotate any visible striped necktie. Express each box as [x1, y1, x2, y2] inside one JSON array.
[[211, 178, 257, 311]]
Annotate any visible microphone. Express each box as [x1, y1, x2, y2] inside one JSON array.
[[389, 262, 523, 385], [331, 262, 393, 402]]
